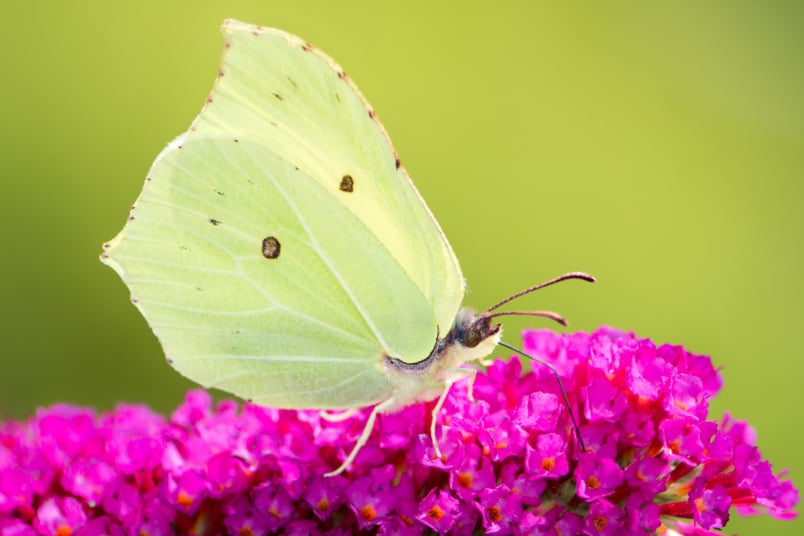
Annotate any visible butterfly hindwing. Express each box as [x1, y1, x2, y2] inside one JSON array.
[[102, 20, 464, 408]]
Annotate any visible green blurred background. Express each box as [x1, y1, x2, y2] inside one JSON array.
[[1, 1, 800, 531]]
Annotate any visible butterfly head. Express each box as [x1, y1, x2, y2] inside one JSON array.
[[445, 308, 502, 366]]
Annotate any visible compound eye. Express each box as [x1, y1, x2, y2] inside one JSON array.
[[464, 327, 481, 348]]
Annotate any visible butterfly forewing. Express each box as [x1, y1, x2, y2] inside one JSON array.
[[201, 22, 464, 345]]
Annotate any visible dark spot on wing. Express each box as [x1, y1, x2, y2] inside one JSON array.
[[269, 120, 277, 127], [273, 93, 283, 101], [339, 175, 354, 193], [262, 236, 281, 259], [209, 218, 222, 226], [233, 138, 239, 143], [206, 96, 213, 104], [214, 190, 224, 196], [395, 157, 401, 169], [287, 76, 297, 88], [335, 93, 340, 103], [368, 109, 376, 119], [302, 42, 313, 52], [338, 71, 347, 80]]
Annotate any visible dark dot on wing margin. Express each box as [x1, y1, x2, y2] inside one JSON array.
[[262, 236, 281, 259], [209, 218, 222, 226]]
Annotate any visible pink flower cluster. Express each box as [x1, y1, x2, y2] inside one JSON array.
[[0, 327, 798, 535]]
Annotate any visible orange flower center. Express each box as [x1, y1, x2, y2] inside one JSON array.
[[360, 504, 377, 521], [458, 473, 473, 488], [487, 505, 502, 522], [176, 491, 193, 509], [428, 505, 445, 521], [593, 515, 608, 530]]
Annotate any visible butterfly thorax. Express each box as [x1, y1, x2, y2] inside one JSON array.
[[382, 308, 501, 412]]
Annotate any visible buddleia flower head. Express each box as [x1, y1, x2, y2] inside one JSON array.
[[0, 328, 797, 535]]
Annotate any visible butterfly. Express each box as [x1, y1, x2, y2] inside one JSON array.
[[101, 19, 592, 476]]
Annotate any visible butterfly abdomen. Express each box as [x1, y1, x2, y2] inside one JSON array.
[[381, 308, 501, 412]]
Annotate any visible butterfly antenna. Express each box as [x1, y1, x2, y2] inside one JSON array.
[[485, 310, 568, 325], [498, 340, 586, 451], [481, 271, 593, 449], [484, 272, 595, 314]]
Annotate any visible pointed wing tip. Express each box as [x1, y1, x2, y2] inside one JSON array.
[[221, 19, 249, 33], [220, 19, 296, 44]]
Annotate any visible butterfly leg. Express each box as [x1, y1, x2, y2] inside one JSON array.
[[430, 367, 476, 459], [466, 366, 479, 402], [320, 408, 361, 422], [324, 397, 395, 477]]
